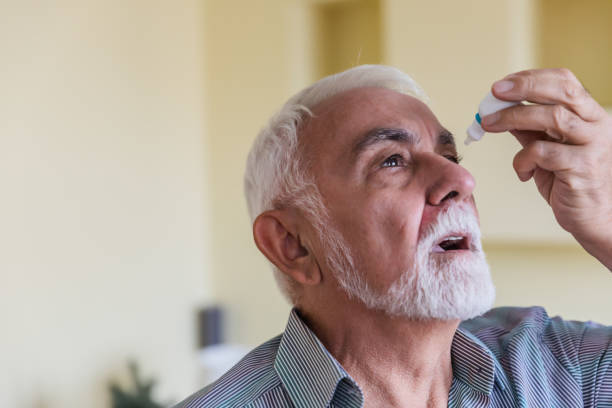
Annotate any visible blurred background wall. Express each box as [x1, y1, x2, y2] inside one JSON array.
[[1, 1, 210, 407], [2, 0, 611, 407]]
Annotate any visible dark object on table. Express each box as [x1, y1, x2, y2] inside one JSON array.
[[197, 305, 224, 348]]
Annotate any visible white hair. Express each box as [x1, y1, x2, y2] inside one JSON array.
[[244, 65, 428, 304]]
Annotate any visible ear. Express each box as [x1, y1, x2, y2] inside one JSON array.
[[253, 210, 321, 286]]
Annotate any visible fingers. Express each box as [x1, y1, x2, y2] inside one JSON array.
[[509, 129, 543, 148], [512, 139, 574, 182], [482, 103, 592, 145], [491, 68, 606, 122]]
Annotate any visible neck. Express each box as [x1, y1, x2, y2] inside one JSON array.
[[298, 291, 459, 407]]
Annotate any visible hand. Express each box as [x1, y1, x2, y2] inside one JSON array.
[[480, 68, 612, 269]]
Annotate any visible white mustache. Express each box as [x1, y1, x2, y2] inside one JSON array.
[[419, 204, 482, 253]]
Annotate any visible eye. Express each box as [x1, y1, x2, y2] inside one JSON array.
[[444, 154, 462, 164], [382, 154, 405, 168]]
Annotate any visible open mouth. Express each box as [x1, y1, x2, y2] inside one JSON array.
[[432, 234, 470, 253]]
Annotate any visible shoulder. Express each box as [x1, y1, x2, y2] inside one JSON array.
[[461, 306, 611, 378], [173, 335, 285, 408], [460, 306, 598, 350], [459, 306, 549, 357], [462, 306, 611, 347], [461, 306, 548, 335]]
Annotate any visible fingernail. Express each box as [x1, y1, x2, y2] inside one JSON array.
[[493, 80, 514, 93], [481, 111, 500, 126]]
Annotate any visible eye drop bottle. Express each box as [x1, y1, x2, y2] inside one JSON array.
[[465, 91, 521, 145]]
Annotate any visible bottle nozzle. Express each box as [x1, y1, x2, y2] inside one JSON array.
[[465, 119, 485, 145]]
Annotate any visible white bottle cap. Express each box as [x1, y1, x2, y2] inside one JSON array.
[[465, 119, 485, 145]]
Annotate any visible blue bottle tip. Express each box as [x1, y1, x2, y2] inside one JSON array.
[[475, 113, 481, 124]]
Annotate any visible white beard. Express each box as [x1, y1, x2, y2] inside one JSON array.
[[322, 203, 495, 321]]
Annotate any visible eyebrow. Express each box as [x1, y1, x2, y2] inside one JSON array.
[[438, 129, 456, 147], [352, 127, 456, 158], [352, 127, 419, 157]]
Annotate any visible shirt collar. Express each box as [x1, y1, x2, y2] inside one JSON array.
[[274, 308, 363, 408], [452, 325, 510, 394], [274, 308, 509, 405]]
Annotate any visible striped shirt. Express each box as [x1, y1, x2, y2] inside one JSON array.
[[175, 307, 612, 407]]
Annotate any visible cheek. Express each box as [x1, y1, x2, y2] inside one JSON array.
[[469, 195, 480, 223], [324, 182, 427, 284], [419, 207, 437, 238], [355, 197, 423, 276], [382, 203, 422, 262]]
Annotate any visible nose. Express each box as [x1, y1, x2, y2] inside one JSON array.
[[422, 154, 475, 206]]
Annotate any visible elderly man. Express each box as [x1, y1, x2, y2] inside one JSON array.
[[176, 66, 612, 407]]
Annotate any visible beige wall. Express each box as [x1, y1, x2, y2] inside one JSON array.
[[486, 243, 612, 325], [1, 1, 210, 407], [538, 0, 612, 106], [312, 0, 382, 78], [202, 0, 307, 347]]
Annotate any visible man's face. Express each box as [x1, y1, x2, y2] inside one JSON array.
[[300, 87, 494, 319]]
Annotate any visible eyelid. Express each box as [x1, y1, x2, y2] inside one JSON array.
[[381, 153, 406, 168], [375, 151, 461, 171], [445, 154, 463, 164]]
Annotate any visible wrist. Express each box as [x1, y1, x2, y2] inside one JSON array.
[[574, 231, 612, 272]]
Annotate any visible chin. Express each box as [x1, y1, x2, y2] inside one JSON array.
[[384, 250, 496, 321]]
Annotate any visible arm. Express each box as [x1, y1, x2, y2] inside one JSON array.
[[480, 68, 612, 271]]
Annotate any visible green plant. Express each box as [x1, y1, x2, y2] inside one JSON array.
[[109, 361, 166, 408]]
